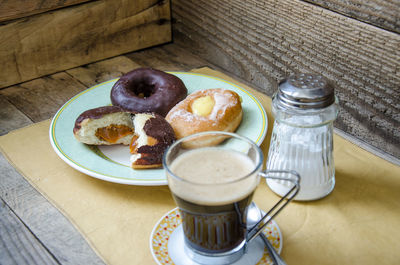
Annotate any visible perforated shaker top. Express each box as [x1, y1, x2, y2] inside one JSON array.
[[276, 73, 335, 109]]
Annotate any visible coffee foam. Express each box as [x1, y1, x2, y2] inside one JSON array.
[[168, 148, 259, 206]]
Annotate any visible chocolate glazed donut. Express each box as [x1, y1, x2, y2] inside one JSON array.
[[111, 68, 188, 117]]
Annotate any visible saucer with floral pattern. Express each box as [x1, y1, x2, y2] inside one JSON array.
[[150, 208, 283, 265]]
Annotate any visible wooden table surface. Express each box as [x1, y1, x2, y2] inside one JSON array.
[[0, 43, 398, 264]]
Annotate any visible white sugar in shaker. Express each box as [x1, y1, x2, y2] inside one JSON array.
[[266, 73, 339, 201]]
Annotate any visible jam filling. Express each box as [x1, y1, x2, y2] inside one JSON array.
[[130, 135, 139, 153], [130, 135, 158, 154], [95, 124, 133, 143]]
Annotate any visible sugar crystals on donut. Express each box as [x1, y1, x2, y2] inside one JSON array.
[[165, 88, 243, 147]]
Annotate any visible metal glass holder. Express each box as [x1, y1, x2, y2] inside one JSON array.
[[247, 170, 300, 243]]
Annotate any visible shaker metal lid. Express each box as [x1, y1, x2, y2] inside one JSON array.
[[276, 73, 335, 109]]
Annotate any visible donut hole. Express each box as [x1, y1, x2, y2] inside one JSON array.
[[132, 82, 156, 98]]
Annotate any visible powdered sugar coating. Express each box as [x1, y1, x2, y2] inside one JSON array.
[[165, 88, 243, 140], [167, 88, 238, 126]]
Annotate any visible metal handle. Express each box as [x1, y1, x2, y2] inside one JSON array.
[[247, 170, 300, 243], [260, 233, 287, 265]]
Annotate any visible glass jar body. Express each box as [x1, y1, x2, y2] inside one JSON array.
[[266, 95, 339, 200]]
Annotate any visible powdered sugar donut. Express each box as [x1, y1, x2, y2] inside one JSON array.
[[165, 88, 242, 147]]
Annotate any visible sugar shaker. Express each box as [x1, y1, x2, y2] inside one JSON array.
[[266, 73, 339, 201]]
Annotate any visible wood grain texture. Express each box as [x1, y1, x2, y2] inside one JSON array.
[[0, 95, 33, 135], [126, 42, 210, 71], [0, 0, 91, 22], [303, 0, 400, 33], [0, 153, 105, 265], [0, 198, 58, 265], [67, 44, 211, 88], [0, 0, 172, 88], [171, 0, 400, 159], [0, 44, 210, 126], [66, 56, 141, 87], [0, 72, 87, 122]]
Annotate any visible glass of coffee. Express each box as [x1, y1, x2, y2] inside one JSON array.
[[163, 131, 300, 264]]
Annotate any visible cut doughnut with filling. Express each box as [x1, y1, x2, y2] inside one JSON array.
[[73, 106, 134, 145], [129, 113, 176, 169], [73, 106, 175, 169]]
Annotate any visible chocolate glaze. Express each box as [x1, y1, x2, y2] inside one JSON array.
[[134, 153, 161, 166], [143, 113, 176, 144], [73, 106, 175, 166], [135, 113, 176, 166], [110, 68, 188, 117], [73, 106, 131, 134]]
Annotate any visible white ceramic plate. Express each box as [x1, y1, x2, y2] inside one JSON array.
[[49, 72, 267, 185], [150, 208, 282, 265]]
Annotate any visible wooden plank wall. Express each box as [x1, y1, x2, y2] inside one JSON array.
[[303, 0, 399, 33], [171, 0, 400, 160], [0, 0, 91, 22], [0, 0, 172, 88]]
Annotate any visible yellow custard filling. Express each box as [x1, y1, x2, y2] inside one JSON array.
[[191, 96, 215, 116]]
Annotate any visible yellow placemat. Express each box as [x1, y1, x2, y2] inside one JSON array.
[[1, 67, 400, 265]]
